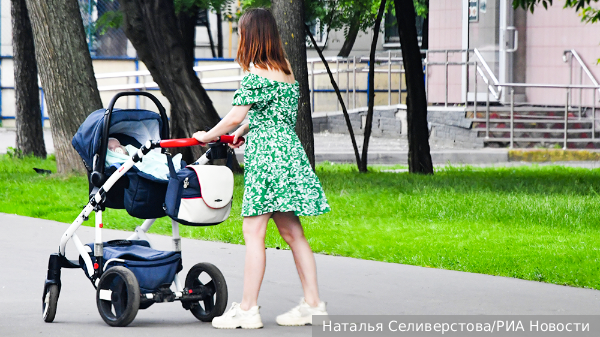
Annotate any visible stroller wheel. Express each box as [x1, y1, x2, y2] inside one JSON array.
[[185, 262, 228, 322], [96, 266, 140, 327], [42, 284, 59, 322]]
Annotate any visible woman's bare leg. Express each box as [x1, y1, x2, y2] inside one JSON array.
[[240, 213, 272, 311], [272, 211, 321, 307]]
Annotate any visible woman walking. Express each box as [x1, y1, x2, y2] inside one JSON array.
[[193, 8, 331, 329]]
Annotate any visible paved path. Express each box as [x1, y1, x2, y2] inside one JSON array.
[[0, 213, 599, 336]]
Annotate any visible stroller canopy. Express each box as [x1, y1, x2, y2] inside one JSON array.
[[72, 108, 164, 170]]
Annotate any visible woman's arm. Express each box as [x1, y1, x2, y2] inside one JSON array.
[[193, 105, 251, 144]]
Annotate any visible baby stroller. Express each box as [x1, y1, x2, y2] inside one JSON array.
[[42, 92, 239, 327]]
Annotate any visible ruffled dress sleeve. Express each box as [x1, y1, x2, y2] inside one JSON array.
[[232, 73, 276, 106]]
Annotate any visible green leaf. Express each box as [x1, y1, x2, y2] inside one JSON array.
[[96, 10, 123, 35]]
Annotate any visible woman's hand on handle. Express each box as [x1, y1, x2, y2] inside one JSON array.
[[192, 131, 219, 146], [229, 125, 248, 149]]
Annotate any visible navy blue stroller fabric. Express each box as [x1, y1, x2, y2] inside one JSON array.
[[84, 240, 182, 294], [72, 108, 179, 219], [72, 108, 163, 170]]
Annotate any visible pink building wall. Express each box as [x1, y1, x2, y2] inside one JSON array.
[[426, 1, 600, 107], [525, 4, 600, 106], [427, 0, 464, 104]]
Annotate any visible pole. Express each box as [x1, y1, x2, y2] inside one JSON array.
[[510, 89, 515, 148]]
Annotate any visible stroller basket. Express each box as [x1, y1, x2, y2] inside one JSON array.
[[83, 240, 182, 294]]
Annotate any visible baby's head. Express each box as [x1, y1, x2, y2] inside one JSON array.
[[108, 138, 129, 155]]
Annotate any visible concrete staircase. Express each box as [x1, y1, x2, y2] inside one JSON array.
[[469, 106, 599, 149]]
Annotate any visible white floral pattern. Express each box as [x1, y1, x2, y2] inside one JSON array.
[[233, 73, 331, 217]]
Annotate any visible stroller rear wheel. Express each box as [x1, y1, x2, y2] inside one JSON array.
[[42, 284, 59, 322], [184, 262, 228, 322], [96, 266, 140, 327]]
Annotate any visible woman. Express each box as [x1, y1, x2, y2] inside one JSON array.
[[193, 8, 331, 329]]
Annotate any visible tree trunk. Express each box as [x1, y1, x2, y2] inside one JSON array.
[[337, 14, 360, 57], [120, 0, 226, 164], [178, 6, 199, 71], [11, 0, 46, 158], [306, 25, 361, 170], [271, 0, 315, 169], [217, 9, 223, 58], [359, 0, 386, 173], [393, 0, 433, 174], [25, 0, 102, 173]]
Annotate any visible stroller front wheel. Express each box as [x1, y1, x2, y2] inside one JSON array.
[[184, 262, 228, 322], [96, 266, 140, 327], [42, 284, 59, 322]]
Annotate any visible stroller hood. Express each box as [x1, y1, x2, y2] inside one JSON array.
[[72, 108, 164, 170]]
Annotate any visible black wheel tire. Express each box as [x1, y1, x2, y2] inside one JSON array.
[[185, 262, 228, 322], [96, 266, 140, 327], [42, 284, 59, 323]]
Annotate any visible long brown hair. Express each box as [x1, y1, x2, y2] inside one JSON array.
[[236, 8, 291, 75]]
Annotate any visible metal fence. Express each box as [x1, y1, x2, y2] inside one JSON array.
[[79, 0, 129, 58]]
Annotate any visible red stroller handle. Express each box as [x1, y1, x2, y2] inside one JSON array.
[[159, 136, 245, 148]]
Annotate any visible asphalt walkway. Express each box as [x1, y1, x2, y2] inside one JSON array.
[[0, 213, 598, 336]]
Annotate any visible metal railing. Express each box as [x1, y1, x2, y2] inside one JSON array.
[[90, 52, 406, 113], [425, 48, 600, 149]]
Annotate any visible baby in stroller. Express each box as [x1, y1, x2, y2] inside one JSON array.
[[106, 137, 183, 181]]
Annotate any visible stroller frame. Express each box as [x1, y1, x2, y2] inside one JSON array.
[[43, 92, 234, 326]]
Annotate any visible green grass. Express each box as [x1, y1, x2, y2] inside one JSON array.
[[2, 156, 600, 289]]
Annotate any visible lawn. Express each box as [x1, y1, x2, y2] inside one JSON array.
[[2, 155, 600, 290]]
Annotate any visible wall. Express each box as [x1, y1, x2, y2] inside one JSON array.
[[525, 4, 600, 107], [427, 0, 465, 104]]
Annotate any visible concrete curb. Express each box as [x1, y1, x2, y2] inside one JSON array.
[[235, 149, 509, 165]]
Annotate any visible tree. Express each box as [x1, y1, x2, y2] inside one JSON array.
[[11, 0, 46, 158], [359, 0, 387, 172], [25, 0, 103, 173], [271, 0, 316, 169], [393, 0, 433, 174], [120, 0, 231, 165]]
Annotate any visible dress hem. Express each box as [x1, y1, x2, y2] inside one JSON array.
[[241, 206, 331, 218]]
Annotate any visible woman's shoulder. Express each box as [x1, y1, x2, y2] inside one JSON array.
[[249, 64, 296, 85]]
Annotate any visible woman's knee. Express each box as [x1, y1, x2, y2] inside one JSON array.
[[242, 215, 269, 240]]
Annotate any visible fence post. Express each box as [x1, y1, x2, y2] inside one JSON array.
[[593, 89, 596, 140], [510, 89, 515, 148], [388, 50, 392, 106], [474, 62, 478, 117], [486, 84, 490, 140], [445, 50, 448, 107], [346, 58, 350, 106], [311, 61, 315, 113], [336, 58, 340, 111], [353, 56, 357, 109], [564, 90, 570, 149], [367, 60, 371, 107]]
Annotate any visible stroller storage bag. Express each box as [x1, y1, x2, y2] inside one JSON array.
[[165, 162, 234, 226], [84, 240, 182, 294]]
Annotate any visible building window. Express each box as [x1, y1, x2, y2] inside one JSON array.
[[384, 12, 424, 47], [307, 20, 328, 48], [79, 0, 129, 58]]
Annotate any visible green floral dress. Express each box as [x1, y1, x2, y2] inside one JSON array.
[[232, 72, 331, 217]]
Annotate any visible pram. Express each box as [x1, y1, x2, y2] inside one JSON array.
[[42, 92, 240, 327]]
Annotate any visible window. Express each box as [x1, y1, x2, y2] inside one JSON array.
[[384, 11, 424, 48], [306, 20, 328, 48]]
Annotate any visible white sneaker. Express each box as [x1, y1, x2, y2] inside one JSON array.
[[212, 302, 264, 329], [276, 298, 329, 326]]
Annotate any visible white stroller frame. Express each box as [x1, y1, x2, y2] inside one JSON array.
[[42, 92, 235, 327]]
